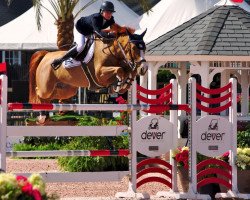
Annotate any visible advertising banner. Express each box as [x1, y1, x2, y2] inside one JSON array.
[[135, 116, 173, 157], [196, 115, 231, 157]]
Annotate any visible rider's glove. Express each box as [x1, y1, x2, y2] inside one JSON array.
[[107, 32, 116, 39]]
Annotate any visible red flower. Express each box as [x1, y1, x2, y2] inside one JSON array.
[[181, 150, 188, 157], [116, 96, 127, 104], [222, 151, 229, 158], [32, 189, 42, 200], [174, 148, 189, 169], [115, 96, 123, 102], [22, 182, 33, 195], [183, 160, 189, 169], [116, 120, 123, 125], [16, 175, 27, 182], [175, 153, 182, 162]]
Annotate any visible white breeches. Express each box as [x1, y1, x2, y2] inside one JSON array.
[[75, 31, 85, 53]]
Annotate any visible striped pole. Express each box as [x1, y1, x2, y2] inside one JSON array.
[[8, 103, 191, 112], [6, 149, 129, 158]]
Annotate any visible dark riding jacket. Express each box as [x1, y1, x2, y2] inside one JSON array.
[[76, 13, 115, 38]]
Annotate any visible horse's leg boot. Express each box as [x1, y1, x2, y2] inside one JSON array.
[[51, 46, 79, 70]]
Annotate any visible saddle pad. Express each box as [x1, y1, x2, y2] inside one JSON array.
[[63, 41, 95, 69]]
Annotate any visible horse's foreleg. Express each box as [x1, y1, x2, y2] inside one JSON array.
[[121, 69, 138, 91], [98, 66, 127, 93], [121, 73, 133, 91]]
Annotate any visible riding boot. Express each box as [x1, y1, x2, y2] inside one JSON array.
[[51, 46, 79, 70]]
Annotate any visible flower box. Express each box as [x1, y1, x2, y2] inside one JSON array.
[[177, 167, 189, 192], [219, 169, 250, 193], [238, 169, 250, 193]]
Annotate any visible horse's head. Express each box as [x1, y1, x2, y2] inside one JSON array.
[[116, 29, 148, 76]]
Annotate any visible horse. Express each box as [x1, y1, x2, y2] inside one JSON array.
[[29, 29, 148, 105]]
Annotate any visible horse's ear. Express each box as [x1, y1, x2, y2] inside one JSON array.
[[140, 28, 147, 38], [126, 28, 133, 38]]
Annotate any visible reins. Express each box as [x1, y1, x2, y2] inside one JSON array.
[[97, 34, 142, 71]]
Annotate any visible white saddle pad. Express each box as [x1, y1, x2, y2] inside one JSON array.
[[63, 41, 95, 69]]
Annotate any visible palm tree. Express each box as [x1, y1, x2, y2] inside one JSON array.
[[34, 0, 98, 50], [6, 0, 152, 50]]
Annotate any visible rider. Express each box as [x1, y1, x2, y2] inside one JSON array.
[[51, 1, 122, 69]]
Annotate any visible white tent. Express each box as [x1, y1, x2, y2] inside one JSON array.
[[139, 0, 250, 43], [0, 0, 139, 50]]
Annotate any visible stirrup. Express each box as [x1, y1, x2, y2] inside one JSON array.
[[51, 60, 62, 70]]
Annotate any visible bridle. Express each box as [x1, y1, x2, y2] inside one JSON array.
[[116, 40, 136, 70], [114, 36, 147, 71]]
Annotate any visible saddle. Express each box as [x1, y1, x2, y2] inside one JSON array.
[[64, 36, 95, 68]]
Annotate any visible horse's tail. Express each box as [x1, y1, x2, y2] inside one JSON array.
[[29, 50, 48, 103]]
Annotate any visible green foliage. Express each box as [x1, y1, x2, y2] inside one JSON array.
[[22, 115, 103, 147], [157, 70, 176, 84], [236, 148, 250, 170], [58, 136, 129, 172], [237, 130, 250, 148], [14, 114, 129, 171], [21, 136, 71, 146], [76, 115, 101, 126], [13, 142, 62, 151], [197, 152, 210, 164]]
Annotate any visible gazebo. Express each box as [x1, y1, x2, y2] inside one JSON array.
[[144, 5, 250, 132]]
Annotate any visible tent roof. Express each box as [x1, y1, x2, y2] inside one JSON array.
[[146, 5, 250, 56], [0, 0, 139, 50], [0, 0, 32, 26]]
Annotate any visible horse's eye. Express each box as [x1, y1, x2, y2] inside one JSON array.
[[136, 42, 145, 50], [138, 44, 143, 49]]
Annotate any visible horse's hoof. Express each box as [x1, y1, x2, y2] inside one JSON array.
[[36, 115, 47, 125], [58, 111, 66, 115], [118, 88, 128, 94]]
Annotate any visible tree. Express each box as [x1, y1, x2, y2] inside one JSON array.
[[6, 0, 152, 50]]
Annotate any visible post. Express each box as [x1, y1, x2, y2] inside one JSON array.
[[130, 80, 137, 193], [78, 87, 81, 115], [0, 75, 7, 172], [230, 78, 238, 192], [189, 77, 197, 194], [170, 79, 178, 192]]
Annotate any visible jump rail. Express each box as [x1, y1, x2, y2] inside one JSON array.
[[6, 149, 130, 158]]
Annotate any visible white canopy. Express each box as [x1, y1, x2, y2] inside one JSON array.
[[139, 0, 249, 43], [0, 0, 139, 50]]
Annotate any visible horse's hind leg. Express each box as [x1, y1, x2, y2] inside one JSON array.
[[51, 85, 78, 115], [36, 86, 77, 124], [36, 98, 51, 125]]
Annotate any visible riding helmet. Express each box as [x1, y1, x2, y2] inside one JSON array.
[[100, 1, 115, 13]]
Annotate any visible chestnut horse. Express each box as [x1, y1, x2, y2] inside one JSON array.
[[29, 29, 148, 104]]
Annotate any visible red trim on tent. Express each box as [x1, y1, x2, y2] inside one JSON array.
[[230, 0, 243, 2], [0, 62, 7, 74]]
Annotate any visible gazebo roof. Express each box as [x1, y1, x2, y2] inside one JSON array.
[[146, 6, 250, 58]]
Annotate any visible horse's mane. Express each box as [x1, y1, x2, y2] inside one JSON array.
[[106, 26, 135, 38], [117, 32, 128, 38]]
